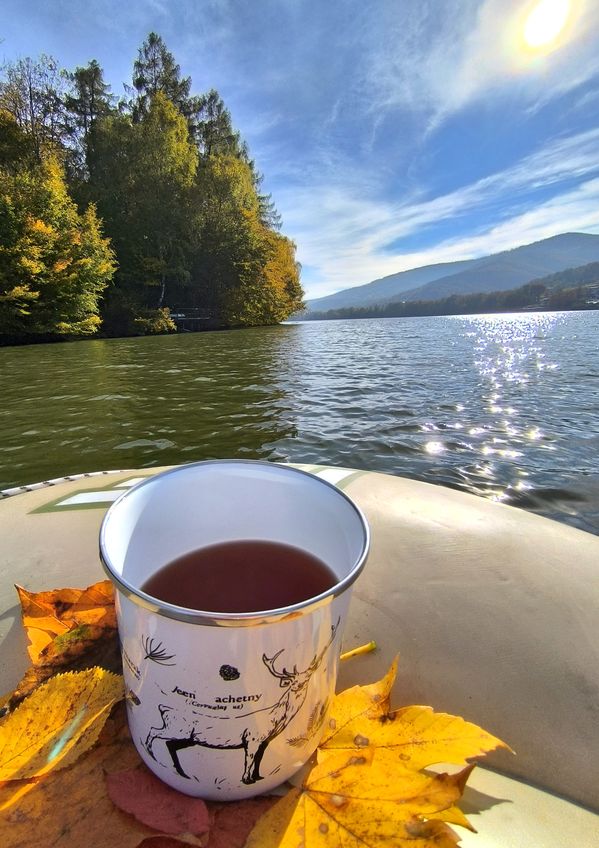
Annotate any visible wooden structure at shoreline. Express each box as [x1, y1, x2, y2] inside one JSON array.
[[169, 308, 217, 332]]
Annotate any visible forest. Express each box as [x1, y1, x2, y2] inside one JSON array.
[[302, 271, 599, 322], [0, 34, 304, 343]]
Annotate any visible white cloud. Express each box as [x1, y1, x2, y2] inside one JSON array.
[[398, 177, 599, 268], [283, 128, 599, 298]]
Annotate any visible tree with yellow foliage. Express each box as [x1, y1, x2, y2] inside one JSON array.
[[194, 154, 303, 326], [0, 115, 115, 339]]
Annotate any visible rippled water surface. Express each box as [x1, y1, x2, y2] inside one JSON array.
[[1, 311, 598, 533]]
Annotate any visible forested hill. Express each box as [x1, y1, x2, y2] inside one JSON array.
[[0, 34, 304, 343], [305, 232, 599, 313], [302, 260, 599, 321], [525, 260, 599, 290]]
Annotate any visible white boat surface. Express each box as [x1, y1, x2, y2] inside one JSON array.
[[1, 463, 598, 846]]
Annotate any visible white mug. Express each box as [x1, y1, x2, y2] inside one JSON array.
[[100, 460, 369, 800]]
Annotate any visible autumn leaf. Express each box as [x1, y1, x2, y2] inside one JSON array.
[[6, 622, 121, 712], [245, 659, 509, 848], [0, 703, 155, 848], [106, 767, 211, 836], [0, 667, 123, 780], [246, 753, 472, 847], [16, 579, 116, 663], [321, 702, 509, 771], [136, 839, 202, 847], [319, 655, 509, 770], [3, 581, 119, 713], [206, 797, 278, 848], [319, 655, 399, 747]]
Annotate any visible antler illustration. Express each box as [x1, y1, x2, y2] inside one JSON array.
[[262, 648, 295, 681], [307, 617, 340, 673]]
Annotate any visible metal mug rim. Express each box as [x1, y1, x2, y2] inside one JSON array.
[[99, 459, 370, 627]]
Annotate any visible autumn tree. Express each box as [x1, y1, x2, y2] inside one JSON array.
[[0, 108, 36, 171], [193, 155, 302, 326], [89, 93, 198, 333], [0, 35, 303, 340], [0, 116, 115, 339]]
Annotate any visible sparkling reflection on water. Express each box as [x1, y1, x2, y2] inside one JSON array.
[[1, 311, 598, 534]]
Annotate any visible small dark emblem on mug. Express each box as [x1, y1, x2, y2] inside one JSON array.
[[219, 664, 240, 681]]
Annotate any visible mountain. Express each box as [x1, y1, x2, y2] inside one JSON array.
[[305, 233, 599, 312], [524, 260, 599, 291], [305, 259, 476, 312]]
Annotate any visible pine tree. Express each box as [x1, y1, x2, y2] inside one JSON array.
[[131, 32, 196, 123], [64, 60, 114, 178]]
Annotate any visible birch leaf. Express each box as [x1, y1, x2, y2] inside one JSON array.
[[0, 667, 123, 780], [7, 623, 121, 711], [0, 704, 153, 848]]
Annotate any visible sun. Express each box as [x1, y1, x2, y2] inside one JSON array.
[[523, 0, 571, 49]]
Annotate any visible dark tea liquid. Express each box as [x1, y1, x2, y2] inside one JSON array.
[[141, 540, 337, 613]]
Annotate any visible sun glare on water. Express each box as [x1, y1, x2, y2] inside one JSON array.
[[523, 0, 571, 48]]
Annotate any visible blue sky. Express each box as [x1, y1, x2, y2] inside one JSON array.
[[3, 0, 599, 299]]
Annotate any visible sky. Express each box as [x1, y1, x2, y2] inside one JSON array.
[[2, 0, 599, 299]]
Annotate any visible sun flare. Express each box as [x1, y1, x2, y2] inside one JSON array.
[[523, 0, 571, 48]]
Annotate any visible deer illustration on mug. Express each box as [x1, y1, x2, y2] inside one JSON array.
[[143, 619, 339, 785]]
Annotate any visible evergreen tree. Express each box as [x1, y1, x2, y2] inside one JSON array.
[[64, 60, 114, 178], [131, 32, 195, 123], [194, 89, 241, 157]]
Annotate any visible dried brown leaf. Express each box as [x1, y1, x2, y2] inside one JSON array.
[[106, 767, 210, 836]]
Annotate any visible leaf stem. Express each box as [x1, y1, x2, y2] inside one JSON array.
[[340, 641, 377, 661]]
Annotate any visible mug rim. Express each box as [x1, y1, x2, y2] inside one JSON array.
[[99, 459, 370, 627]]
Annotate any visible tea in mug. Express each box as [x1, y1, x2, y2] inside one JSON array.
[[141, 539, 337, 613]]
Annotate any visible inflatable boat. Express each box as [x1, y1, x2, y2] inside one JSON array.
[[1, 463, 598, 845]]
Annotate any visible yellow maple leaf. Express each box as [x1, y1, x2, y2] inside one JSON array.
[[246, 659, 510, 848], [0, 667, 123, 781]]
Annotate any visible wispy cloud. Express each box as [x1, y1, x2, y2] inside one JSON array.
[[286, 128, 599, 297], [4, 0, 599, 303], [358, 0, 599, 131]]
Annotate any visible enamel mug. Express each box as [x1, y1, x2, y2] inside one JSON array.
[[100, 460, 369, 800]]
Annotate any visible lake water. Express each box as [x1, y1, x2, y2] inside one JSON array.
[[1, 311, 598, 534]]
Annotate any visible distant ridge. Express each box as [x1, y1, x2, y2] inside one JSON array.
[[305, 259, 475, 312], [305, 233, 599, 312]]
